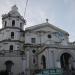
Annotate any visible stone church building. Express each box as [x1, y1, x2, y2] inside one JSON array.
[[0, 5, 75, 75]]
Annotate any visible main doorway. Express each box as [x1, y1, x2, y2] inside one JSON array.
[[60, 53, 73, 70]]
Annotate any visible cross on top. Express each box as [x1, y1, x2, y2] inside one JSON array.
[[46, 19, 49, 23]]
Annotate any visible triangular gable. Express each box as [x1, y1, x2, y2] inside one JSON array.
[[25, 22, 69, 35]]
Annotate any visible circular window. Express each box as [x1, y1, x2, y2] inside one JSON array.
[[48, 34, 51, 38]]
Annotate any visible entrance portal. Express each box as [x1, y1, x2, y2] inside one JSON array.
[[60, 53, 72, 70], [5, 60, 14, 73]]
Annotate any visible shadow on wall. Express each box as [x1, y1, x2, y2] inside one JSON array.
[[0, 60, 14, 75], [0, 70, 8, 75]]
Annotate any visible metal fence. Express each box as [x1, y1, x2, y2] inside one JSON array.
[[33, 69, 75, 75]]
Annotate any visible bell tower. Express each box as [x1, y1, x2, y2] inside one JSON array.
[[2, 5, 26, 30], [0, 5, 26, 75], [0, 5, 26, 51]]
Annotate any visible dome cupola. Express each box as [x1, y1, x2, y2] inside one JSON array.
[[2, 5, 26, 30]]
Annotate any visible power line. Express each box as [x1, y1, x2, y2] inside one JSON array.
[[24, 0, 28, 18]]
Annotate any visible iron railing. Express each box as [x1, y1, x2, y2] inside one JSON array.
[[28, 69, 75, 75]]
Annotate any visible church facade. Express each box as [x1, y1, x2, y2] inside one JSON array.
[[0, 5, 75, 75]]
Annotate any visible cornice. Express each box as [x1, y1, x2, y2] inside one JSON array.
[[2, 15, 25, 23], [0, 27, 25, 32], [0, 50, 26, 57], [0, 39, 24, 43], [37, 44, 75, 55]]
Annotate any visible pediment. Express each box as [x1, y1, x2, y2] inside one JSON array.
[[34, 26, 57, 33], [26, 23, 69, 35]]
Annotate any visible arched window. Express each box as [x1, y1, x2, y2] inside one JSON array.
[[9, 45, 13, 52], [12, 20, 15, 26], [31, 38, 36, 43], [41, 55, 46, 69], [5, 21, 7, 27], [20, 23, 22, 28], [11, 32, 14, 39], [33, 58, 36, 64]]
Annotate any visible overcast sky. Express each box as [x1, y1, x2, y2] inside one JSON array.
[[0, 0, 75, 42]]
